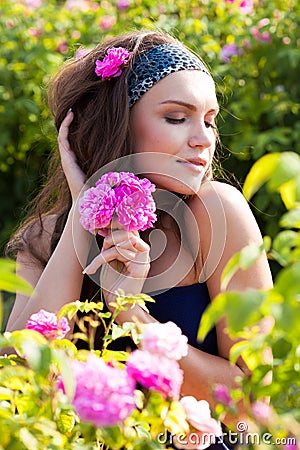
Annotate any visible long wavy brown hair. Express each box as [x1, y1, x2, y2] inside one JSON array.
[[7, 31, 184, 263]]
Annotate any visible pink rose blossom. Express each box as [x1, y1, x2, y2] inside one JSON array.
[[6, 20, 15, 28], [58, 355, 136, 427], [175, 396, 222, 449], [251, 401, 273, 424], [239, 0, 253, 14], [79, 172, 157, 234], [117, 0, 130, 9], [220, 44, 240, 63], [74, 48, 90, 60], [99, 15, 116, 31], [213, 384, 231, 406], [260, 31, 271, 43], [28, 28, 43, 37], [26, 309, 70, 340], [116, 191, 157, 231], [25, 0, 42, 8], [79, 184, 116, 234], [141, 321, 188, 360], [257, 18, 270, 28], [64, 0, 90, 11], [126, 350, 183, 400], [284, 444, 297, 450], [95, 47, 131, 79], [56, 40, 68, 54], [72, 30, 81, 39]]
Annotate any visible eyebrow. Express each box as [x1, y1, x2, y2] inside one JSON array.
[[160, 100, 219, 114]]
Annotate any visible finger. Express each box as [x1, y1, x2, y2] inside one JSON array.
[[103, 231, 141, 250], [83, 247, 136, 274], [58, 110, 74, 151]]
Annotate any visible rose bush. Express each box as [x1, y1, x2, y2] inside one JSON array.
[[0, 291, 225, 449]]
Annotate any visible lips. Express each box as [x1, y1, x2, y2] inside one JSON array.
[[177, 157, 207, 169]]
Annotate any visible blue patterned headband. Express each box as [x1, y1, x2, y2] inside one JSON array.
[[127, 42, 211, 107]]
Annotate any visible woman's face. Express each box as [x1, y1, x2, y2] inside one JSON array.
[[130, 70, 219, 195]]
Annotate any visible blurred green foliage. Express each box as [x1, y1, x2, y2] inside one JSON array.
[[0, 0, 299, 250], [199, 150, 300, 431]]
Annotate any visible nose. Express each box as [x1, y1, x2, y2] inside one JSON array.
[[188, 123, 214, 149]]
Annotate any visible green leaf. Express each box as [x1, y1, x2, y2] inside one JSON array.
[[243, 153, 280, 200], [198, 289, 266, 341], [220, 253, 240, 291], [198, 293, 226, 341], [52, 350, 76, 401], [226, 290, 266, 333], [51, 339, 77, 357], [229, 340, 251, 364], [21, 341, 52, 377], [221, 242, 266, 290], [275, 262, 300, 301], [278, 177, 300, 210], [271, 230, 299, 266], [280, 207, 300, 228], [57, 410, 76, 434], [0, 259, 33, 295], [267, 152, 300, 192], [102, 349, 129, 362]]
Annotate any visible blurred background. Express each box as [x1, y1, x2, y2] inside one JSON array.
[[0, 0, 299, 324]]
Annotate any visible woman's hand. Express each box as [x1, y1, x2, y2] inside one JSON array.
[[83, 227, 151, 309], [58, 110, 86, 203]]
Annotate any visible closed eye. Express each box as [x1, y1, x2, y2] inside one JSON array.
[[165, 117, 186, 124]]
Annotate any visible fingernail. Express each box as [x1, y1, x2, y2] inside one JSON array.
[[68, 107, 72, 113]]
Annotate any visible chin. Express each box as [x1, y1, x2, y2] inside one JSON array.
[[150, 174, 203, 195]]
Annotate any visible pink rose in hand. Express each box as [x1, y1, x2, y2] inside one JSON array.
[[141, 321, 188, 360], [26, 309, 70, 340], [79, 171, 157, 234]]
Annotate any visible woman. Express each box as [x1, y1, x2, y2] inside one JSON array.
[[6, 30, 273, 447]]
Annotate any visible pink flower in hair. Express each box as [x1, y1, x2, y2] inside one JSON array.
[[79, 172, 157, 234], [26, 309, 70, 340], [95, 47, 131, 79]]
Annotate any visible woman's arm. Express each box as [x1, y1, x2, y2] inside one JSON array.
[[5, 206, 91, 332], [6, 111, 90, 332]]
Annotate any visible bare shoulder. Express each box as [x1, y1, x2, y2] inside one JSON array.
[[198, 180, 248, 208], [189, 180, 257, 230], [187, 181, 269, 284]]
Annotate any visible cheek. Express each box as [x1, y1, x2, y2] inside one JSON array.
[[132, 122, 168, 153]]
